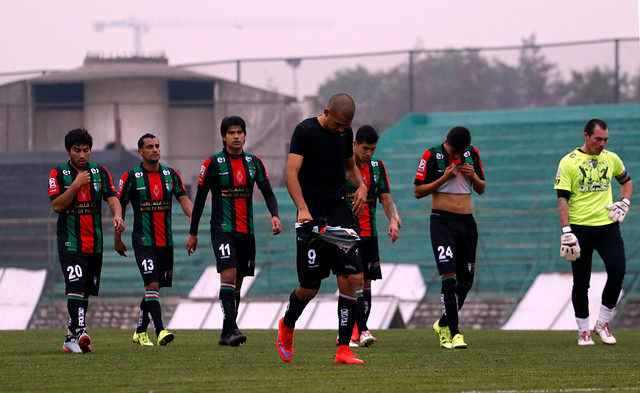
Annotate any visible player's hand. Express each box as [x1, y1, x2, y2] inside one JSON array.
[[396, 215, 403, 229], [71, 171, 92, 190], [560, 231, 581, 261], [297, 207, 313, 224], [113, 216, 125, 235], [606, 199, 630, 222], [114, 237, 127, 257], [443, 164, 458, 181], [271, 216, 282, 235], [458, 163, 475, 178], [186, 234, 198, 255], [352, 184, 367, 216], [388, 220, 399, 243]]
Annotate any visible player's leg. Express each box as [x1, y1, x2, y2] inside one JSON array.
[[335, 273, 364, 364], [593, 223, 625, 344], [430, 211, 457, 348], [359, 236, 381, 346], [570, 225, 596, 345], [59, 252, 91, 353], [277, 238, 324, 361]]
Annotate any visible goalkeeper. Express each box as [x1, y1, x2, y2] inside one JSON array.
[[554, 118, 632, 346]]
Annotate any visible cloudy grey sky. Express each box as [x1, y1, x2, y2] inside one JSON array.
[[2, 1, 639, 98]]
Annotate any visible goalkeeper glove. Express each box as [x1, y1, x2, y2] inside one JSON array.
[[560, 226, 580, 262], [606, 198, 630, 222]]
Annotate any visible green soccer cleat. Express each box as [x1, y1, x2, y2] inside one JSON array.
[[452, 333, 468, 349], [157, 329, 174, 346], [433, 319, 452, 349], [132, 331, 154, 346]]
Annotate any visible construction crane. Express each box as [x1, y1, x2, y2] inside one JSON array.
[[94, 17, 331, 57]]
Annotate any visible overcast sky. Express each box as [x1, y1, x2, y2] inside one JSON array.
[[1, 0, 639, 98]]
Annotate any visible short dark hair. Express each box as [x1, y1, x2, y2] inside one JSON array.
[[584, 119, 608, 135], [65, 128, 92, 151], [446, 126, 471, 152], [138, 133, 158, 149], [327, 93, 356, 120], [355, 125, 379, 144], [220, 116, 246, 136]]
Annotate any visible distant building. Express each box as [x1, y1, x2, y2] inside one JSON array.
[[0, 55, 301, 188]]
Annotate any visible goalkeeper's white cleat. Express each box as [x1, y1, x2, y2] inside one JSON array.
[[594, 323, 616, 345], [577, 331, 594, 346]]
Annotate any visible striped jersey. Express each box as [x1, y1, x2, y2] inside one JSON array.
[[191, 150, 270, 235], [554, 148, 629, 226], [345, 159, 391, 237], [117, 164, 187, 247], [414, 144, 484, 194], [48, 162, 117, 253]]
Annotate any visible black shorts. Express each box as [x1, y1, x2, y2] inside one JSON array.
[[211, 232, 256, 278], [430, 210, 477, 285], [133, 245, 174, 287], [357, 236, 382, 281], [296, 202, 362, 289], [58, 251, 103, 296]]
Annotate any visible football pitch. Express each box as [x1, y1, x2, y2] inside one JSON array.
[[1, 329, 639, 392]]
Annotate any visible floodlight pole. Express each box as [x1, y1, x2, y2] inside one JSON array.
[[614, 39, 620, 104], [408, 51, 415, 113]]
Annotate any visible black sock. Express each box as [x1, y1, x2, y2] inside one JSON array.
[[337, 292, 358, 346], [355, 289, 368, 332], [234, 291, 241, 314], [441, 279, 460, 335], [220, 284, 238, 333], [67, 293, 85, 335], [137, 297, 150, 333], [283, 290, 309, 329], [363, 287, 372, 330], [145, 290, 164, 336]]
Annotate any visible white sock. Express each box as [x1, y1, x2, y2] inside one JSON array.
[[576, 317, 590, 333], [596, 304, 615, 326]]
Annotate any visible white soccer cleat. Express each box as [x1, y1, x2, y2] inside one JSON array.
[[359, 331, 376, 347], [62, 335, 82, 354], [594, 323, 616, 345], [577, 331, 594, 346]]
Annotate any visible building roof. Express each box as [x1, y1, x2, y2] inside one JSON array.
[[29, 56, 220, 84]]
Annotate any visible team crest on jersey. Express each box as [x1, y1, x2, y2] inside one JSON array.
[[249, 169, 255, 179], [165, 182, 172, 191], [153, 184, 161, 198], [588, 159, 598, 169]]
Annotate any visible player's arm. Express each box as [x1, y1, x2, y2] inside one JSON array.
[[557, 191, 580, 261], [380, 193, 400, 242], [187, 160, 212, 255], [345, 156, 367, 216], [257, 179, 281, 235], [414, 164, 457, 199], [50, 171, 92, 213], [177, 195, 193, 220], [458, 164, 485, 194], [106, 196, 125, 235], [114, 207, 127, 257], [286, 153, 312, 223]]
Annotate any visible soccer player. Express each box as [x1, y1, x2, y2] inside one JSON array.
[[276, 93, 369, 365], [115, 133, 193, 347], [554, 119, 632, 346], [414, 126, 485, 349], [186, 116, 281, 347], [345, 125, 401, 347], [48, 128, 125, 354]]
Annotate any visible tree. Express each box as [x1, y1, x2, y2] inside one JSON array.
[[566, 66, 630, 105]]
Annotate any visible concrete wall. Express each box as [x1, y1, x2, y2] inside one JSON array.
[[0, 81, 30, 151], [84, 79, 169, 152]]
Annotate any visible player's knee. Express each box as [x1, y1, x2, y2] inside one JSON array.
[[296, 285, 319, 301]]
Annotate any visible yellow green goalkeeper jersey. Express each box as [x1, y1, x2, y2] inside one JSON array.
[[554, 148, 627, 226]]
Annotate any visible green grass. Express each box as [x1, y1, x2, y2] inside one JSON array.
[[1, 329, 640, 392]]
